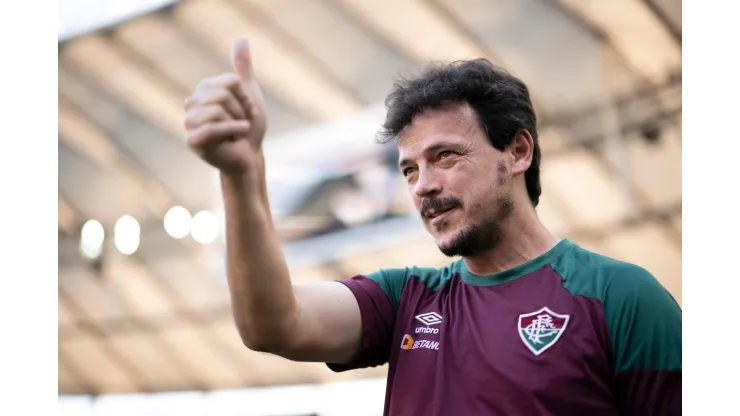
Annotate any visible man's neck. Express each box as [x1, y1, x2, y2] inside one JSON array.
[[463, 205, 560, 276]]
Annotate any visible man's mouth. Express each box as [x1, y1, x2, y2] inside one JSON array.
[[426, 206, 456, 224]]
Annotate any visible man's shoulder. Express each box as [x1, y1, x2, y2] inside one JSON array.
[[554, 243, 665, 300], [365, 261, 460, 290], [356, 260, 459, 310]]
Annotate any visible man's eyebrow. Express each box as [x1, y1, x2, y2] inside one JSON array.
[[398, 142, 462, 169]]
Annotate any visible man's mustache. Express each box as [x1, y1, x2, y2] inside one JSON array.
[[420, 197, 461, 218]]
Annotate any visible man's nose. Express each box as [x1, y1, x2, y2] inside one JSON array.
[[414, 169, 442, 199]]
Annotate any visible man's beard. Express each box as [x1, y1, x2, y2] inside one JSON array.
[[437, 195, 515, 258]]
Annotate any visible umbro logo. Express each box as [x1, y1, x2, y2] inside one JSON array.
[[415, 311, 443, 326], [405, 312, 443, 349]]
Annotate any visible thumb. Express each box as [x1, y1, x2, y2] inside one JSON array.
[[231, 38, 253, 82]]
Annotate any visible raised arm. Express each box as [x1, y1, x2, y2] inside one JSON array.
[[184, 38, 362, 364]]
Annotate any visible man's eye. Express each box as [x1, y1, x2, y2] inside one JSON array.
[[439, 151, 454, 159], [403, 168, 413, 176]]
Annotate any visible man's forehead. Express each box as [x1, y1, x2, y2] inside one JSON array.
[[397, 104, 480, 155], [401, 104, 476, 134]]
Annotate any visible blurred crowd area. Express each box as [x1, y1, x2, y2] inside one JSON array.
[[58, 0, 681, 413]]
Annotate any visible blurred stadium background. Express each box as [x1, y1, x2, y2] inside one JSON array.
[[58, 0, 682, 414]]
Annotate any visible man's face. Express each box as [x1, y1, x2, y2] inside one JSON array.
[[397, 104, 515, 257]]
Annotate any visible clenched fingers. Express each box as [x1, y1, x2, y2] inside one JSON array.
[[184, 105, 231, 130], [194, 73, 249, 113], [185, 88, 246, 120], [186, 120, 251, 151]]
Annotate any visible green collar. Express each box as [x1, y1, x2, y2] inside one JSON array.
[[458, 239, 574, 286]]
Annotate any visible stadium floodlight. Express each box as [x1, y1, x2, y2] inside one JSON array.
[[80, 219, 105, 259], [191, 210, 220, 244], [114, 215, 140, 255], [164, 206, 192, 239]]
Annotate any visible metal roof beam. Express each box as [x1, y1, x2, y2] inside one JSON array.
[[557, 0, 681, 83], [58, 196, 80, 235], [58, 103, 173, 218]]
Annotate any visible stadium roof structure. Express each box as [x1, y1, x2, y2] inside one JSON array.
[[58, 0, 682, 395]]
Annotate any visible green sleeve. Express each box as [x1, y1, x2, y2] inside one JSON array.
[[602, 264, 682, 372], [364, 268, 410, 312], [327, 267, 411, 371], [601, 263, 682, 415]]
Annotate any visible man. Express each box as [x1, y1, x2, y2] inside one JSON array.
[[184, 38, 681, 415]]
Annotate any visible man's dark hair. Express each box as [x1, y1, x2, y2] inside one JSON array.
[[379, 59, 542, 207]]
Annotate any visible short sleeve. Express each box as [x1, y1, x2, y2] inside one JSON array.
[[326, 268, 409, 372], [603, 265, 682, 415]]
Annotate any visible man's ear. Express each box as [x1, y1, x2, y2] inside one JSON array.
[[509, 129, 534, 175]]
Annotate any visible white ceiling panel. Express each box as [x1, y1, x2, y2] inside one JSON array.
[[104, 333, 193, 391], [560, 0, 680, 82], [338, 0, 494, 63], [59, 196, 79, 234], [143, 257, 225, 311], [436, 0, 640, 113], [604, 224, 681, 304], [158, 327, 245, 389], [542, 150, 629, 229], [176, 0, 360, 121], [58, 295, 77, 327], [116, 14, 226, 92], [61, 339, 138, 394], [536, 193, 572, 237], [61, 35, 185, 138], [59, 267, 132, 322], [207, 319, 272, 385], [58, 105, 171, 218], [671, 214, 682, 234], [58, 360, 87, 394], [649, 0, 681, 33], [624, 127, 681, 209], [107, 258, 178, 320], [242, 0, 416, 104]]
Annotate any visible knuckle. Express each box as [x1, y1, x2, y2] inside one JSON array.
[[214, 89, 232, 103], [191, 125, 212, 143], [196, 73, 232, 89], [184, 110, 199, 128], [228, 98, 245, 114], [212, 72, 238, 87], [211, 107, 227, 121], [185, 131, 200, 147], [225, 73, 240, 85], [195, 77, 213, 90], [184, 95, 200, 110]]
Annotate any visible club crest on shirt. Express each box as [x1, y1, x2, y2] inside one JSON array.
[[518, 307, 570, 356]]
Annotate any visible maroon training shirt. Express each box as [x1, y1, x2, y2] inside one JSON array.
[[327, 239, 681, 415]]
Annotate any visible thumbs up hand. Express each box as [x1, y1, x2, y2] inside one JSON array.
[[184, 38, 268, 175]]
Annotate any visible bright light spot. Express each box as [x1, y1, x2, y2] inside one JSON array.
[[191, 210, 220, 244], [114, 215, 140, 255], [164, 206, 191, 239], [80, 219, 104, 259]]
